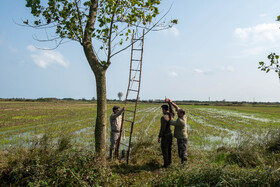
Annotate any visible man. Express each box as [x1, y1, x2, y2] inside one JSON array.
[[109, 105, 125, 160], [166, 98, 188, 165], [158, 104, 173, 168]]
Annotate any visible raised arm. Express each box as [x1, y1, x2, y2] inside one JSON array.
[[111, 107, 126, 119], [170, 101, 179, 111], [165, 98, 179, 111], [168, 102, 175, 118]]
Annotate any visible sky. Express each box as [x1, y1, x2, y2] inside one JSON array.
[[1, 0, 280, 102]]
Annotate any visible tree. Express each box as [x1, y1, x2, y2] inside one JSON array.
[[24, 0, 176, 161], [117, 92, 123, 101], [259, 53, 280, 79], [259, 16, 280, 79]]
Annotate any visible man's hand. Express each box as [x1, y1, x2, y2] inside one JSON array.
[[165, 98, 172, 103], [158, 137, 161, 143]]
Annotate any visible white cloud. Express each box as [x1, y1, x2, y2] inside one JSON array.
[[27, 45, 37, 52], [259, 13, 268, 18], [168, 71, 178, 78], [241, 46, 266, 57], [234, 23, 280, 43], [194, 68, 213, 75], [194, 66, 235, 75], [194, 69, 204, 74], [218, 66, 235, 72], [27, 45, 69, 68], [163, 26, 180, 37]]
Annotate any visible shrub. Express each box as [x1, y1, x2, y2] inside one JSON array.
[[265, 129, 280, 153]]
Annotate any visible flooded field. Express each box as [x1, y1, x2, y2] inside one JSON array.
[[1, 101, 280, 151]]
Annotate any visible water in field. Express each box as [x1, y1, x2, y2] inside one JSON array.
[[0, 102, 280, 151]]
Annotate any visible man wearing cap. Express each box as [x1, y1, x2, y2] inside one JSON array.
[[158, 104, 173, 168], [109, 105, 126, 159], [166, 99, 188, 165]]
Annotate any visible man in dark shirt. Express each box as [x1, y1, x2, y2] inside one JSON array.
[[158, 104, 173, 168]]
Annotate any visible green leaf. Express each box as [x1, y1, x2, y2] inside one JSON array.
[[171, 19, 178, 24], [23, 19, 29, 25]]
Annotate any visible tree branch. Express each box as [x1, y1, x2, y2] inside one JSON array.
[[104, 0, 120, 70], [32, 38, 66, 51], [32, 34, 61, 42], [110, 6, 172, 58], [74, 0, 84, 44], [15, 18, 59, 29]]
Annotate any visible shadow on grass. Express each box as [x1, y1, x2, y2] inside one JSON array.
[[110, 159, 161, 174]]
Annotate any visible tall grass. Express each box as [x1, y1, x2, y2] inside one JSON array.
[[1, 129, 280, 186]]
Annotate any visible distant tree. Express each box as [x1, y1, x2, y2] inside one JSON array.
[[117, 92, 123, 101], [91, 97, 96, 101], [63, 98, 75, 100], [259, 16, 280, 79], [24, 0, 177, 162]]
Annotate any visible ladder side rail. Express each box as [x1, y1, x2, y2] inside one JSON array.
[[126, 29, 145, 164], [115, 30, 135, 158]]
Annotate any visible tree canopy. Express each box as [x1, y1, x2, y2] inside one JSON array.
[[24, 0, 176, 66]]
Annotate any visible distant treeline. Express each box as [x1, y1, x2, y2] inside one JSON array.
[[0, 97, 279, 106], [0, 97, 92, 102]]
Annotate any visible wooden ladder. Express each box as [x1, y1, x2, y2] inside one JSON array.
[[115, 30, 144, 164]]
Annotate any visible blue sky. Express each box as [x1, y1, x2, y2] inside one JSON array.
[[1, 0, 280, 102]]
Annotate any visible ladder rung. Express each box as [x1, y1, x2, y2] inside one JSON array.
[[132, 59, 141, 61], [133, 49, 142, 51], [125, 120, 133, 123], [129, 89, 138, 92], [132, 80, 140, 82], [131, 69, 140, 72], [133, 38, 142, 41]]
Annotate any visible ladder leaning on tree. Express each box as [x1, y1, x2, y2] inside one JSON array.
[[115, 30, 145, 164]]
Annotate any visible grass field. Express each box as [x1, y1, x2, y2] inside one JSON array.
[[1, 101, 280, 186], [1, 101, 280, 150]]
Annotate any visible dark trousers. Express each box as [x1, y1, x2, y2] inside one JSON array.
[[161, 134, 173, 167], [177, 138, 188, 164]]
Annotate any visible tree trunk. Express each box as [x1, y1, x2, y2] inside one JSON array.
[[94, 69, 107, 162], [83, 41, 107, 162]]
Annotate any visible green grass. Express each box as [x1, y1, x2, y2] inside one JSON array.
[[0, 101, 280, 186]]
